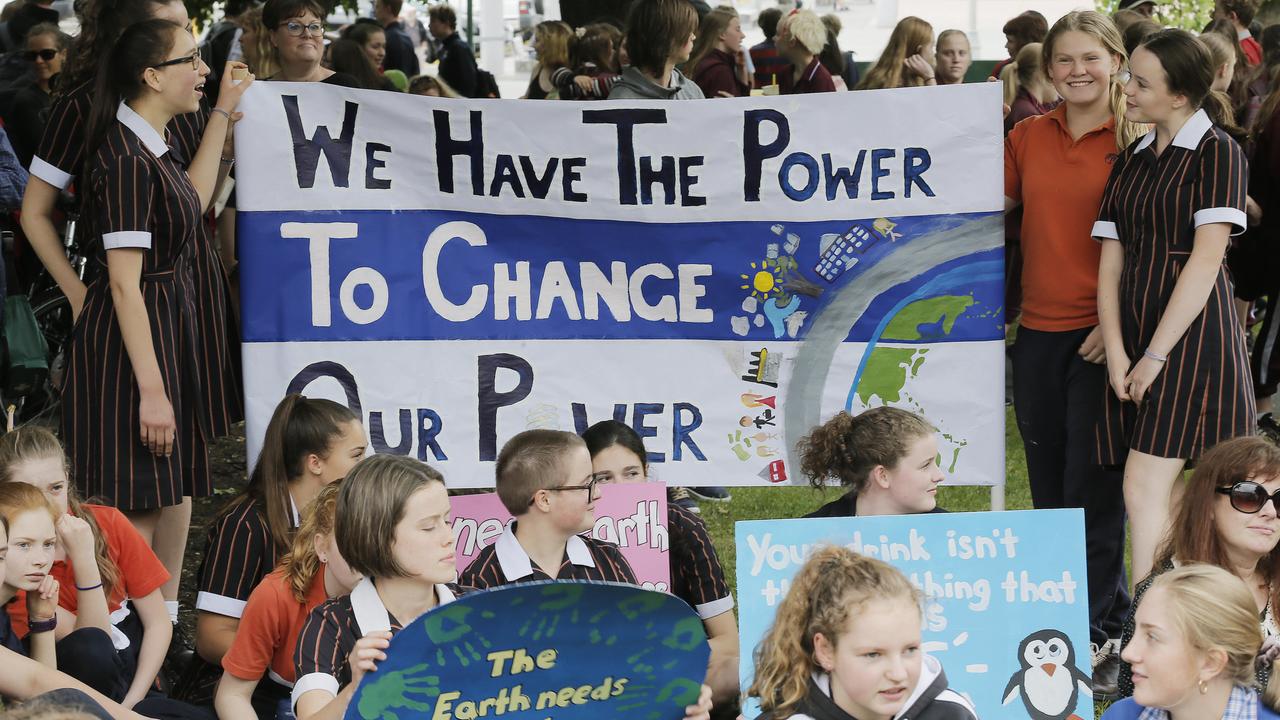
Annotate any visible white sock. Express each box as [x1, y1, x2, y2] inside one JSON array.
[[165, 600, 179, 624]]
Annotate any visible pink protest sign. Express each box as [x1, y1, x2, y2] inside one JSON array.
[[451, 483, 671, 592]]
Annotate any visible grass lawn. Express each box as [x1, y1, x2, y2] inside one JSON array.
[[700, 405, 1118, 718]]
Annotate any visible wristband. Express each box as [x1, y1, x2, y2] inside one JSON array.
[[1143, 349, 1168, 363], [211, 107, 232, 121], [76, 581, 103, 592], [219, 157, 235, 166], [28, 616, 56, 634]]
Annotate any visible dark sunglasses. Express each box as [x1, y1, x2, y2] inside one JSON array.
[[1216, 481, 1280, 514], [153, 50, 201, 71], [23, 49, 58, 62], [528, 476, 606, 506]]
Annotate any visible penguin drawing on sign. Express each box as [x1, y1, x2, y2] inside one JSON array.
[[1002, 629, 1091, 720]]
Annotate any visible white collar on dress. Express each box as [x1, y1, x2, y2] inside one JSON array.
[[494, 522, 595, 581], [116, 102, 169, 157], [1134, 108, 1213, 153], [349, 576, 457, 635]]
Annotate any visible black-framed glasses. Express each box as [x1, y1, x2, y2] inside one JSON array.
[[280, 20, 325, 37], [1216, 481, 1280, 514], [529, 476, 605, 506], [153, 50, 201, 71], [22, 49, 58, 62]]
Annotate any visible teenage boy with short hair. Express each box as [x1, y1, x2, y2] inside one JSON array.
[[459, 430, 637, 588]]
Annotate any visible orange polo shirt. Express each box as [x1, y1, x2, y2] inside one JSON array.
[[223, 565, 329, 687], [7, 504, 169, 637], [1004, 104, 1118, 332]]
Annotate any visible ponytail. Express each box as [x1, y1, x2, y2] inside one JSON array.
[[1204, 89, 1248, 142], [81, 19, 183, 230], [62, 0, 175, 91], [797, 408, 934, 493], [228, 394, 358, 559]]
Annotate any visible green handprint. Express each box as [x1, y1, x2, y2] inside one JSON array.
[[423, 605, 474, 644], [663, 617, 707, 652], [537, 583, 584, 611], [618, 593, 666, 620], [356, 664, 441, 720]]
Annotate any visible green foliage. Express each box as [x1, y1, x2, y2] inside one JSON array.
[[1095, 0, 1216, 30], [185, 0, 360, 33]]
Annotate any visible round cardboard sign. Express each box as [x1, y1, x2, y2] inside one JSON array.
[[346, 581, 710, 720]]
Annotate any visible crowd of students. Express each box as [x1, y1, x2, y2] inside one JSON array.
[[0, 0, 1279, 718]]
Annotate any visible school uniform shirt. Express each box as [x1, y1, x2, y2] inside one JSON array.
[[784, 57, 836, 95], [60, 102, 212, 510], [693, 49, 749, 98], [457, 522, 638, 589], [1092, 108, 1255, 463], [197, 496, 300, 619], [1005, 104, 1117, 332], [35, 81, 244, 449], [668, 505, 733, 621], [222, 565, 329, 689], [292, 577, 468, 707], [6, 504, 168, 643]]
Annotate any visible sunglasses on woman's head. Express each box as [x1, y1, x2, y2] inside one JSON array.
[[23, 49, 58, 62], [1216, 480, 1280, 514]]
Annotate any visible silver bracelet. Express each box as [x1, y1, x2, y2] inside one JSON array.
[[1143, 349, 1167, 363], [211, 107, 232, 121]]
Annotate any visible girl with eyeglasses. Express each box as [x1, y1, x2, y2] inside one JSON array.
[[1116, 436, 1280, 698], [21, 0, 244, 631], [59, 12, 251, 683]]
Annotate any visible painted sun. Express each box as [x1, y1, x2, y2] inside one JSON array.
[[740, 260, 784, 300]]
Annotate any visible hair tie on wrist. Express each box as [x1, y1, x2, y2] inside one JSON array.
[[75, 581, 103, 592]]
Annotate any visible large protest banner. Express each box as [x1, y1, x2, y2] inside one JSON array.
[[450, 482, 671, 591], [235, 84, 1005, 487], [736, 510, 1092, 719]]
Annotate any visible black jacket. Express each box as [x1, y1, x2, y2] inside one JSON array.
[[758, 658, 977, 720], [805, 490, 950, 518], [438, 31, 478, 97], [383, 20, 420, 77]]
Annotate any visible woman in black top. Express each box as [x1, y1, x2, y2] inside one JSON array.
[[1094, 29, 1255, 583], [263, 0, 359, 86], [5, 22, 68, 169]]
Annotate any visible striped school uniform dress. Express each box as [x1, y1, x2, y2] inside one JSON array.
[[33, 82, 243, 444], [1091, 109, 1256, 463], [59, 103, 208, 509]]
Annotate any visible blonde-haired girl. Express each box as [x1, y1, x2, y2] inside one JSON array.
[[1004, 10, 1141, 692], [857, 16, 935, 90], [215, 481, 362, 719], [1104, 564, 1280, 718], [0, 427, 171, 708], [749, 546, 976, 720]]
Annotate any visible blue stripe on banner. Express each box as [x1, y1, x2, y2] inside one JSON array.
[[239, 208, 1004, 343]]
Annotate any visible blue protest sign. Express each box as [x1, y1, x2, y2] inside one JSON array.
[[736, 509, 1092, 719], [346, 581, 709, 720]]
